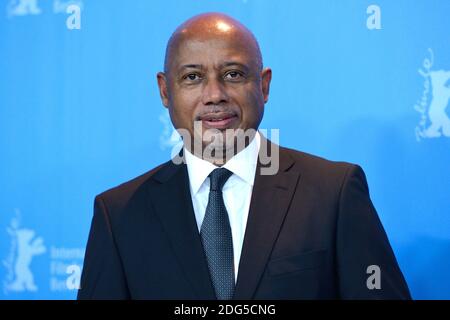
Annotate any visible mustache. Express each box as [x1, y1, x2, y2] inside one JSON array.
[[195, 106, 238, 120]]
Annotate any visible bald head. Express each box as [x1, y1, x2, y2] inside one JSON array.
[[164, 12, 263, 74]]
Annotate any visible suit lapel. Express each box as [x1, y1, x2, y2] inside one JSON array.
[[233, 140, 300, 299], [147, 159, 216, 299]]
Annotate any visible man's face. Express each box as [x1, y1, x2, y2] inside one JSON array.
[[158, 32, 271, 154]]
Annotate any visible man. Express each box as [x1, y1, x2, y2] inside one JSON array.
[[78, 13, 411, 299]]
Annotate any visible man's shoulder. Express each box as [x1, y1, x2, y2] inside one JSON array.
[[275, 145, 369, 204], [278, 145, 361, 187], [95, 160, 172, 211], [280, 145, 356, 173]]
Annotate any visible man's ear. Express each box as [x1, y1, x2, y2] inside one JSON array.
[[157, 72, 170, 108], [261, 67, 272, 103]]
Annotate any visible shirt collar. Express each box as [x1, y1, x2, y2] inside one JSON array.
[[184, 131, 261, 195]]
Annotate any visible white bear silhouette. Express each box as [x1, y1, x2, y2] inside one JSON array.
[[7, 228, 46, 292], [423, 70, 450, 137]]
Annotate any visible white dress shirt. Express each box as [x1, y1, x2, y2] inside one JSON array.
[[184, 132, 261, 283]]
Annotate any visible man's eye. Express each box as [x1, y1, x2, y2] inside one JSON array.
[[184, 73, 201, 81], [224, 71, 243, 80]]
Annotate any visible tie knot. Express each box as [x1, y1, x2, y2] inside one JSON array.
[[209, 168, 233, 191]]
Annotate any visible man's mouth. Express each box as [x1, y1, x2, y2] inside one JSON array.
[[198, 112, 238, 130]]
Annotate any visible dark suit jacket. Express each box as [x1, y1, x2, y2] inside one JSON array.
[[77, 138, 411, 299]]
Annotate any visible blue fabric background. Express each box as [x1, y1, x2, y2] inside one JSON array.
[[0, 0, 449, 299]]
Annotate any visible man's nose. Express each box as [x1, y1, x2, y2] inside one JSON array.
[[201, 77, 229, 105]]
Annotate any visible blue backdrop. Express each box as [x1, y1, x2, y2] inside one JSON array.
[[1, 0, 449, 300]]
